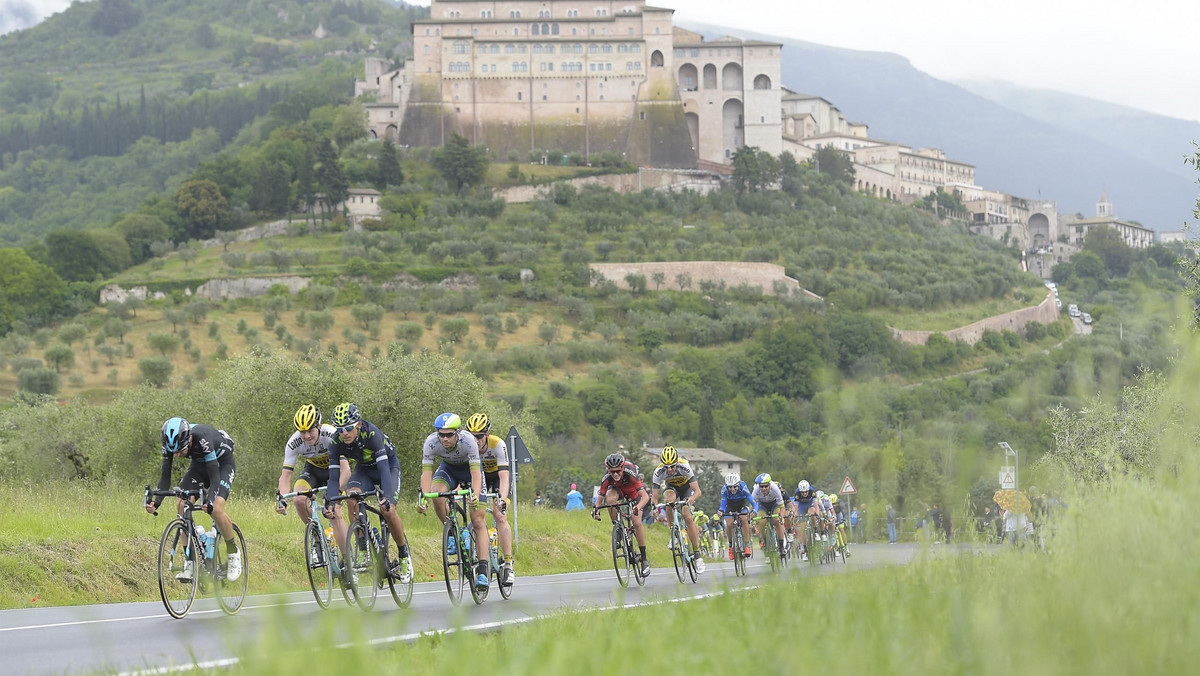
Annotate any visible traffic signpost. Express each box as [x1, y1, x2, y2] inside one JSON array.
[[508, 426, 534, 549]]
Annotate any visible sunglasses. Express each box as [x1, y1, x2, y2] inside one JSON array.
[[336, 425, 356, 434], [472, 433, 487, 439], [437, 431, 457, 438]]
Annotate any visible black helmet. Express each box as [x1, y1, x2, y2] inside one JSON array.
[[605, 453, 626, 469]]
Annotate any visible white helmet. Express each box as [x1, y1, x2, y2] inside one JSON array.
[[724, 472, 741, 487], [816, 490, 826, 498], [797, 480, 811, 493]]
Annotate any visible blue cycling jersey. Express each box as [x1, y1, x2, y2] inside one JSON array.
[[719, 482, 758, 513]]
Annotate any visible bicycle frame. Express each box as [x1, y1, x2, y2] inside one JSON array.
[[658, 500, 698, 583], [421, 488, 485, 605], [278, 486, 355, 609], [328, 490, 412, 611], [480, 492, 513, 600], [598, 498, 645, 588]]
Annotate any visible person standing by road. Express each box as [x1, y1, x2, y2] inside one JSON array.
[[565, 483, 585, 511], [886, 504, 897, 544], [849, 507, 859, 543]]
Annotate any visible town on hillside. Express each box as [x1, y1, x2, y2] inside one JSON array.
[[351, 0, 1159, 280]]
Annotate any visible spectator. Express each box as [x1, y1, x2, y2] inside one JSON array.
[[565, 483, 585, 511], [849, 508, 859, 543], [886, 504, 897, 544], [858, 506, 868, 543], [533, 491, 545, 507], [942, 509, 953, 542]]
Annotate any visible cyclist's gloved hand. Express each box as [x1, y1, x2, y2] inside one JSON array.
[[275, 497, 287, 515], [416, 500, 427, 515], [145, 501, 158, 516], [203, 501, 214, 515], [380, 498, 393, 513], [632, 505, 641, 518], [500, 498, 508, 515], [591, 508, 601, 521]]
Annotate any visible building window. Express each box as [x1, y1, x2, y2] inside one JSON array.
[[689, 49, 699, 57], [532, 23, 539, 35], [453, 40, 469, 55], [510, 10, 521, 18]]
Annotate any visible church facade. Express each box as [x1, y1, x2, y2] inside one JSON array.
[[355, 0, 782, 168]]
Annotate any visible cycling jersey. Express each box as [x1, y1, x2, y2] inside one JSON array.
[[153, 424, 235, 508], [719, 482, 758, 513], [598, 462, 645, 502], [281, 424, 337, 471], [652, 459, 697, 489], [327, 420, 398, 502], [478, 434, 509, 474], [794, 490, 818, 513], [421, 430, 482, 469], [751, 481, 785, 507]]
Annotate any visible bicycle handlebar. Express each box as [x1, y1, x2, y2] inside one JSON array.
[[278, 486, 327, 501]]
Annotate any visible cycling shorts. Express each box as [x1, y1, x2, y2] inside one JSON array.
[[293, 464, 330, 493], [432, 461, 473, 491], [180, 452, 236, 502], [347, 458, 401, 504]]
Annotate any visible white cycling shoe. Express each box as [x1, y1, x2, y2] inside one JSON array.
[[226, 552, 242, 581]]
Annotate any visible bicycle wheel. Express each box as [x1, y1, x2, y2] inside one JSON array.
[[670, 526, 686, 583], [732, 529, 746, 577], [630, 529, 647, 586], [213, 523, 248, 615], [441, 518, 465, 605], [304, 520, 333, 609], [469, 526, 489, 605], [380, 524, 413, 609], [611, 523, 630, 588], [346, 520, 378, 610], [157, 520, 198, 619], [495, 546, 513, 600]]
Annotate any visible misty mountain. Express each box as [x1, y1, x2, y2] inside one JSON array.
[[689, 24, 1198, 232]]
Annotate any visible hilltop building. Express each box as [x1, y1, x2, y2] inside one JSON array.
[[355, 0, 782, 168]]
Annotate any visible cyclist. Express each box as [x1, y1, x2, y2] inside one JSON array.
[[321, 402, 412, 584], [816, 490, 836, 541], [650, 446, 705, 574], [145, 417, 242, 583], [592, 452, 652, 578], [465, 412, 515, 586], [829, 493, 851, 556], [275, 404, 351, 552], [694, 509, 712, 557], [416, 412, 489, 591], [792, 479, 818, 561], [717, 471, 757, 560], [750, 473, 788, 557], [705, 506, 725, 553]]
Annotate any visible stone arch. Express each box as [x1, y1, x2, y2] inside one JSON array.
[[721, 62, 742, 90], [385, 124, 398, 142], [753, 74, 771, 90], [678, 63, 698, 91], [1029, 212, 1051, 248], [722, 98, 744, 156], [651, 50, 664, 67], [703, 63, 717, 89]]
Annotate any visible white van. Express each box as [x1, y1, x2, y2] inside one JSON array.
[[1068, 304, 1080, 317]]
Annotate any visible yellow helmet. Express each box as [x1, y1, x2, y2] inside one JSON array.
[[294, 404, 321, 432], [660, 446, 678, 466], [466, 413, 491, 434], [829, 494, 839, 505]]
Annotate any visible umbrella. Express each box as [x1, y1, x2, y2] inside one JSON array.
[[993, 489, 1031, 513]]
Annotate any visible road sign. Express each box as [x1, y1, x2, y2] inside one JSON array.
[[1000, 468, 1015, 490], [839, 476, 857, 495], [507, 426, 534, 464]]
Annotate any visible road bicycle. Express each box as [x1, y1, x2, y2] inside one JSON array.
[[595, 498, 647, 588], [327, 490, 413, 611], [832, 520, 850, 564], [752, 512, 788, 573], [480, 492, 514, 601], [145, 486, 248, 619], [420, 488, 489, 606], [276, 486, 355, 609], [720, 510, 750, 577], [658, 501, 700, 583]]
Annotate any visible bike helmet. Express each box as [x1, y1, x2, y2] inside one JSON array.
[[816, 490, 826, 498], [724, 472, 741, 487], [332, 402, 361, 428], [797, 480, 811, 493], [162, 417, 191, 454], [465, 412, 491, 434], [433, 412, 461, 430], [294, 404, 321, 432], [605, 453, 626, 470], [755, 473, 772, 486], [660, 445, 678, 466], [829, 494, 839, 505]]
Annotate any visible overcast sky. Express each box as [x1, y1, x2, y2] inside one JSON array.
[[6, 0, 1198, 121]]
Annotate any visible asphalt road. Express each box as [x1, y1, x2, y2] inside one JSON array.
[[0, 544, 930, 674]]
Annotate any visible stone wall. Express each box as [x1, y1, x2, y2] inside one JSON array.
[[589, 261, 822, 300], [99, 276, 311, 304], [496, 167, 721, 203], [891, 290, 1060, 346]]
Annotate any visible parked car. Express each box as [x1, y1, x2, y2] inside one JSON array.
[[1068, 304, 1080, 318], [1055, 298, 1062, 309], [1082, 312, 1093, 325]]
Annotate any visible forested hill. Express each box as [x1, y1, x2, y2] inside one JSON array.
[[0, 0, 424, 242]]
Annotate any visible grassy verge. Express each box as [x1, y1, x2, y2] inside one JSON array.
[[0, 481, 614, 609], [226, 461, 1199, 674], [874, 287, 1051, 332]]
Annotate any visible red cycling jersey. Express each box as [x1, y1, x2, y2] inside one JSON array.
[[598, 463, 645, 501]]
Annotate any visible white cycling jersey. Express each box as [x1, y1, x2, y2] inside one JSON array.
[[751, 481, 785, 505], [420, 430, 482, 469], [282, 424, 337, 470]]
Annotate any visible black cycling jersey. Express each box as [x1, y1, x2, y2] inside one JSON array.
[[327, 420, 398, 501], [153, 424, 234, 508]]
